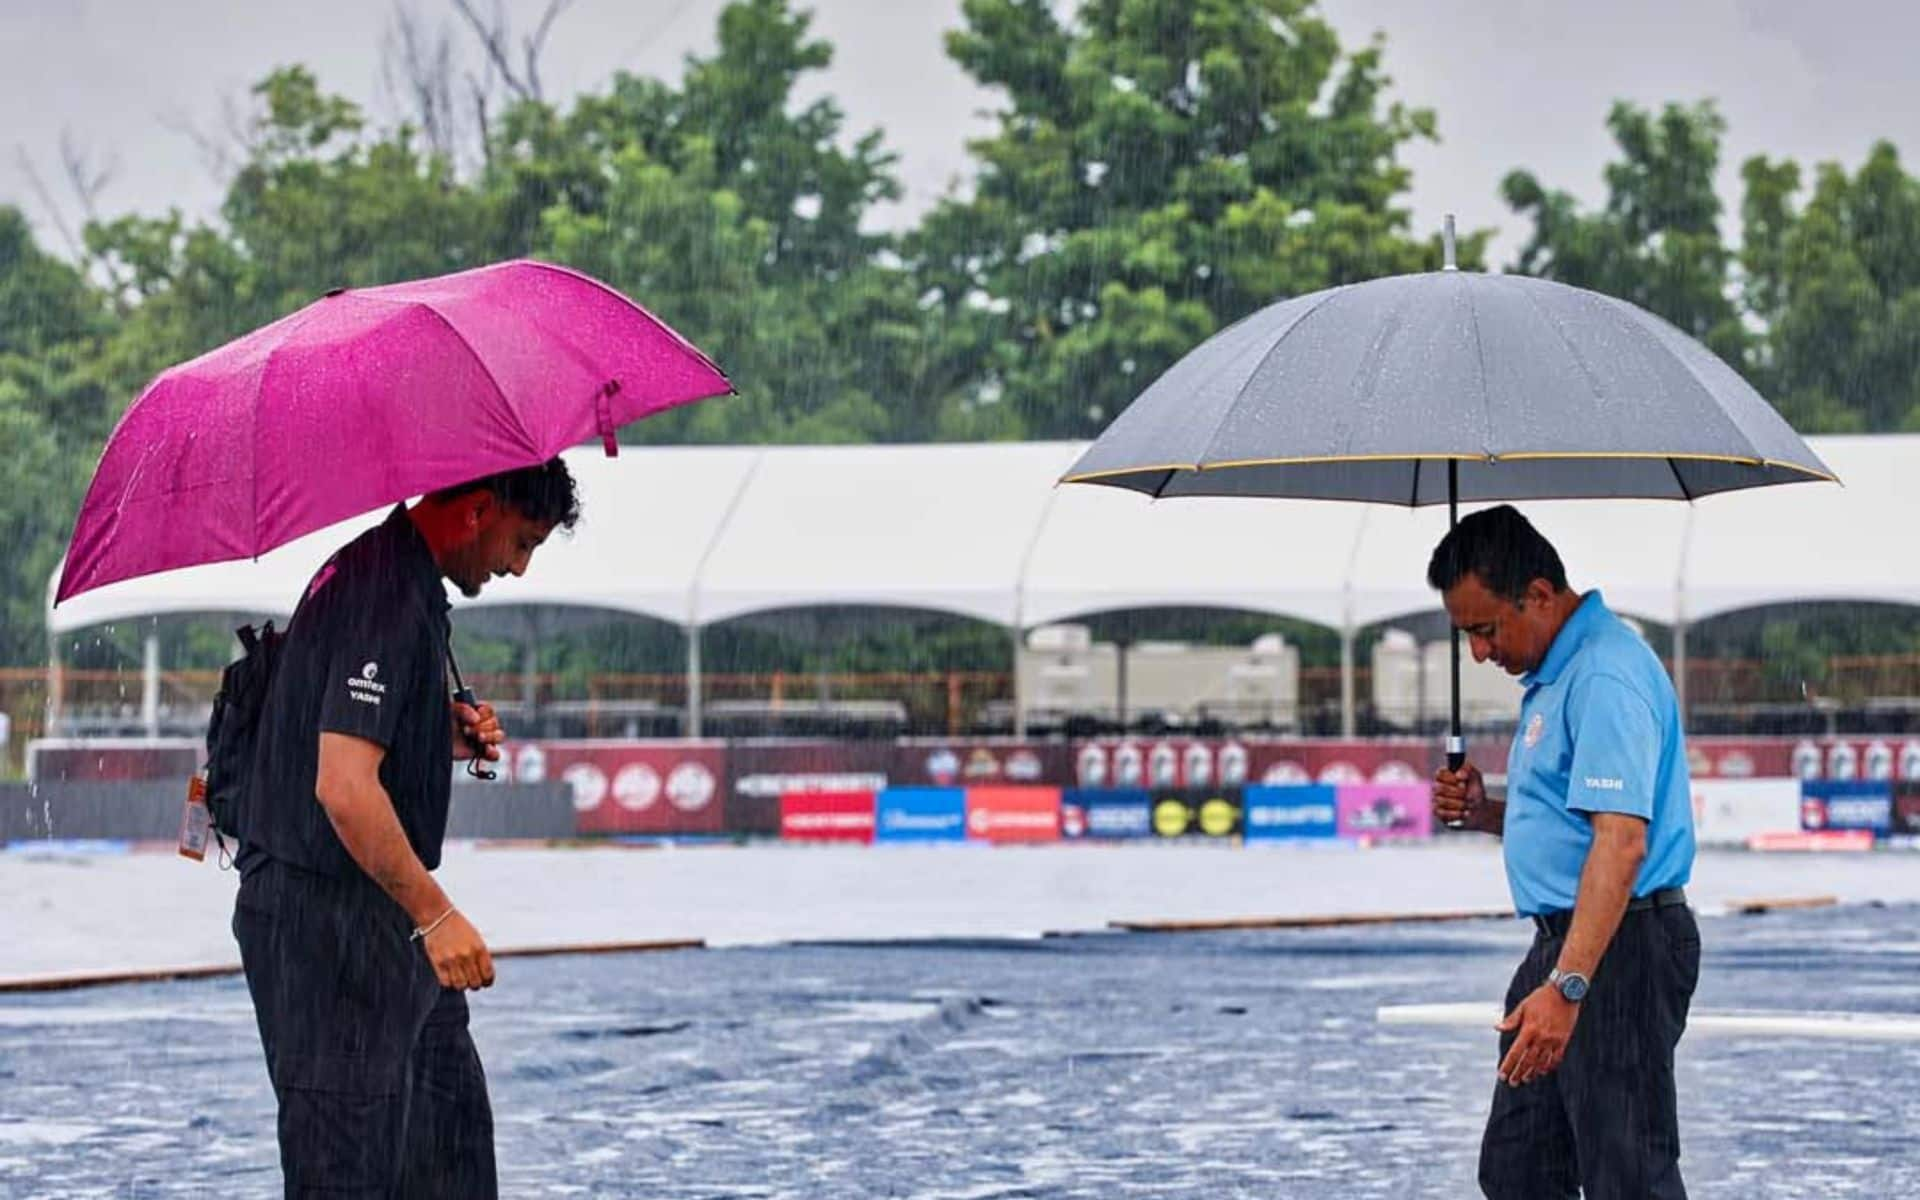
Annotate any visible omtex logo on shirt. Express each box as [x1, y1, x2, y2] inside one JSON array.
[[347, 661, 387, 706]]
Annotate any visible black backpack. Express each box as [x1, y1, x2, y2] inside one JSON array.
[[203, 621, 286, 843]]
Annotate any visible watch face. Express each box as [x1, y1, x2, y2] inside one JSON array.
[[1559, 973, 1589, 1003]]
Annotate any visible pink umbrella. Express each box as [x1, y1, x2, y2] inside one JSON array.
[[56, 259, 732, 603]]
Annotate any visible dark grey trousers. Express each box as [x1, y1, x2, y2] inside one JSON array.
[[234, 858, 496, 1198], [1479, 904, 1701, 1200]]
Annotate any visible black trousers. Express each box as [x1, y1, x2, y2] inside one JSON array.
[[234, 859, 497, 1198], [1479, 903, 1700, 1200]]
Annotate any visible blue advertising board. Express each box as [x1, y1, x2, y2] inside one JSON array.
[[874, 787, 968, 843], [1800, 780, 1892, 834], [1243, 785, 1339, 842], [1061, 788, 1153, 839]]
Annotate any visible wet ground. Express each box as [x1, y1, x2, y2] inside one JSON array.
[[3, 903, 1918, 1197]]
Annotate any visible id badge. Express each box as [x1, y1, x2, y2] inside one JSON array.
[[179, 774, 211, 861]]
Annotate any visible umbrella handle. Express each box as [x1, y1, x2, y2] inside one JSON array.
[[1444, 736, 1467, 829], [454, 686, 498, 781]]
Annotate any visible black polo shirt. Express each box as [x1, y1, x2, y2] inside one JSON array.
[[238, 505, 454, 879]]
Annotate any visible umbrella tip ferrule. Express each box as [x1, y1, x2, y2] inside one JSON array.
[[1442, 214, 1458, 272]]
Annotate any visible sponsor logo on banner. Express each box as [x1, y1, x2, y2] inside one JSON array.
[[1262, 760, 1311, 785], [1006, 750, 1044, 782], [1148, 743, 1179, 788], [1903, 742, 1920, 783], [1792, 741, 1823, 780], [965, 787, 1061, 843], [1371, 760, 1418, 784], [738, 771, 889, 797], [1243, 785, 1339, 841], [612, 763, 662, 811], [1800, 780, 1892, 834], [1318, 761, 1364, 786], [563, 763, 608, 813], [1183, 744, 1214, 788], [1197, 796, 1240, 837], [874, 788, 968, 843], [1894, 784, 1920, 834], [1113, 744, 1144, 787], [963, 748, 1002, 780], [780, 792, 876, 843], [1866, 742, 1894, 781], [513, 743, 547, 783], [1077, 745, 1108, 788], [1827, 743, 1859, 780], [1066, 789, 1152, 839], [1153, 798, 1191, 838], [1061, 802, 1087, 838], [925, 748, 960, 786], [666, 762, 717, 812], [1717, 750, 1755, 779], [1219, 743, 1249, 787], [1335, 784, 1433, 841]]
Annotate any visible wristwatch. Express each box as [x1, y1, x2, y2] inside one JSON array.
[[1547, 968, 1590, 1004]]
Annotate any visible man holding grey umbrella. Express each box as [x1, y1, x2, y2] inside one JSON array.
[[1431, 504, 1699, 1200]]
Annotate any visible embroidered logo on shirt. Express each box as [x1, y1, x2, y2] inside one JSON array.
[[1523, 712, 1544, 748], [347, 660, 387, 706], [1584, 776, 1625, 791]]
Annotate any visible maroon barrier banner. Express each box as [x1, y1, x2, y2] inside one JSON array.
[[25, 739, 202, 783], [780, 791, 877, 843], [504, 740, 726, 834], [892, 740, 1072, 789], [727, 741, 894, 835], [1242, 741, 1443, 788]]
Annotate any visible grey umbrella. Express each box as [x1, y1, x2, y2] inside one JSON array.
[[1062, 221, 1834, 767]]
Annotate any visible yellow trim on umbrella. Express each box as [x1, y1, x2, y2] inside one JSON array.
[[1061, 450, 1838, 486]]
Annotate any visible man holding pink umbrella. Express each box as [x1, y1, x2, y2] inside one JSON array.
[[54, 260, 732, 1195], [234, 459, 578, 1194]]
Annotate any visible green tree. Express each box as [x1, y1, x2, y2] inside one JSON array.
[[490, 0, 949, 444], [0, 206, 120, 663], [910, 0, 1467, 438], [1741, 142, 1920, 432], [1502, 101, 1745, 364]]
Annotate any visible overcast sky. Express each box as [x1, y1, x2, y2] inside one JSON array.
[[4, 0, 1918, 266]]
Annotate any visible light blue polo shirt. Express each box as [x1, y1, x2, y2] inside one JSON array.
[[1503, 590, 1695, 916]]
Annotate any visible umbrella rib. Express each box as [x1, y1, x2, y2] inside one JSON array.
[[1668, 456, 1694, 502], [1465, 276, 1494, 462]]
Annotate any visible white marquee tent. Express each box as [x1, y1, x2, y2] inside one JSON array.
[[48, 435, 1919, 735]]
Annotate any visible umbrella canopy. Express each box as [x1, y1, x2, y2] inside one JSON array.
[[1063, 269, 1833, 501], [1062, 253, 1834, 752], [57, 258, 732, 603]]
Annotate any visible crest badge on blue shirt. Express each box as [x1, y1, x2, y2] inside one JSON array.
[[1523, 712, 1544, 748]]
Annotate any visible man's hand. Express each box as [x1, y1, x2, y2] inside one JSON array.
[[452, 700, 504, 763], [1495, 983, 1579, 1086], [1433, 760, 1487, 828], [421, 909, 496, 991]]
